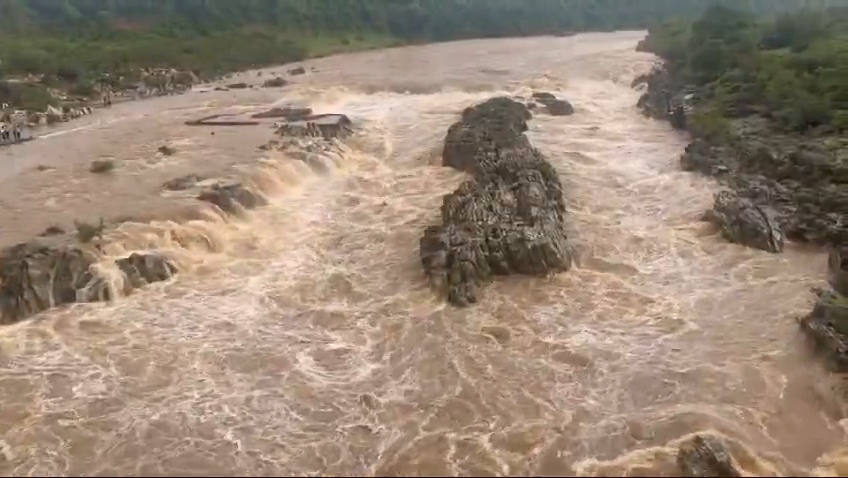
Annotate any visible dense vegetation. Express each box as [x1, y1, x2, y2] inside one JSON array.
[[0, 0, 842, 111], [640, 3, 848, 133]]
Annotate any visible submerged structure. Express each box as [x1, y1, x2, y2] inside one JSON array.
[[274, 113, 353, 139]]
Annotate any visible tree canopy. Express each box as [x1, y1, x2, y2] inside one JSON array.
[[642, 3, 848, 133], [1, 0, 844, 111]]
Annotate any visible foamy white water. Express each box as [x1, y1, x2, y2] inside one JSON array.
[[0, 32, 845, 476]]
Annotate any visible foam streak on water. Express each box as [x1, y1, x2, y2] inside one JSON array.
[[0, 32, 844, 476]]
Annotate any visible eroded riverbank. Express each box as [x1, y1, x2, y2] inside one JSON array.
[[1, 32, 845, 476]]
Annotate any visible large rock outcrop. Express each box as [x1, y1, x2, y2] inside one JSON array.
[[633, 67, 691, 129], [0, 240, 176, 325], [703, 190, 784, 253], [681, 132, 848, 246], [800, 246, 848, 372], [420, 97, 572, 306], [799, 287, 848, 372]]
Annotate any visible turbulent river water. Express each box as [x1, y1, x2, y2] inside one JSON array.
[[1, 31, 846, 476]]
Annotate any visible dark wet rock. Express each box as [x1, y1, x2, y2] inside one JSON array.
[[545, 99, 575, 116], [73, 219, 105, 244], [799, 288, 848, 372], [197, 182, 267, 215], [262, 77, 288, 88], [634, 67, 692, 129], [89, 159, 115, 174], [531, 91, 557, 102], [214, 86, 230, 92], [420, 97, 572, 306], [677, 435, 741, 477], [157, 145, 177, 156], [680, 133, 848, 246], [39, 225, 65, 237], [442, 97, 532, 174], [829, 245, 848, 296], [0, 242, 102, 324], [0, 241, 177, 325], [115, 253, 176, 292], [226, 82, 249, 89], [288, 66, 306, 76], [163, 174, 203, 191], [703, 190, 784, 253], [532, 91, 575, 116]]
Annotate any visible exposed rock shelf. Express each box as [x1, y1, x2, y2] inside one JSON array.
[[0, 240, 175, 325], [419, 97, 572, 306], [635, 67, 847, 251], [1, 108, 356, 325]]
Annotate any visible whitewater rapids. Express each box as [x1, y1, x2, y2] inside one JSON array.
[[0, 31, 845, 476]]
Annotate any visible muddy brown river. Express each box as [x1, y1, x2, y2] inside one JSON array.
[[1, 31, 846, 476]]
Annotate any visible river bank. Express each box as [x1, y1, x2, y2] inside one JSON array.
[[632, 8, 848, 380]]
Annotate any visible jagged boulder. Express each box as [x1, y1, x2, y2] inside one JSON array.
[[799, 288, 848, 372], [532, 91, 574, 116], [703, 190, 784, 253], [197, 181, 267, 215], [158, 145, 177, 156], [115, 253, 176, 293], [545, 99, 575, 116], [442, 97, 532, 174], [420, 97, 572, 306], [677, 435, 741, 477]]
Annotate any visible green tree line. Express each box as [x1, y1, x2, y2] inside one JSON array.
[[1, 0, 843, 111], [641, 3, 848, 133]]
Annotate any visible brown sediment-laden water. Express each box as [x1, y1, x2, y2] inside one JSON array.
[[0, 31, 846, 476]]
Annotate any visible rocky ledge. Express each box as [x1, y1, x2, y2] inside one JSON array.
[[635, 67, 846, 251], [0, 238, 175, 325], [635, 65, 848, 372], [2, 103, 355, 325], [0, 177, 267, 325], [799, 246, 848, 371], [419, 97, 572, 306]]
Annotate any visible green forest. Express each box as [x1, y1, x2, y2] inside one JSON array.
[[640, 3, 848, 133], [0, 0, 843, 111]]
